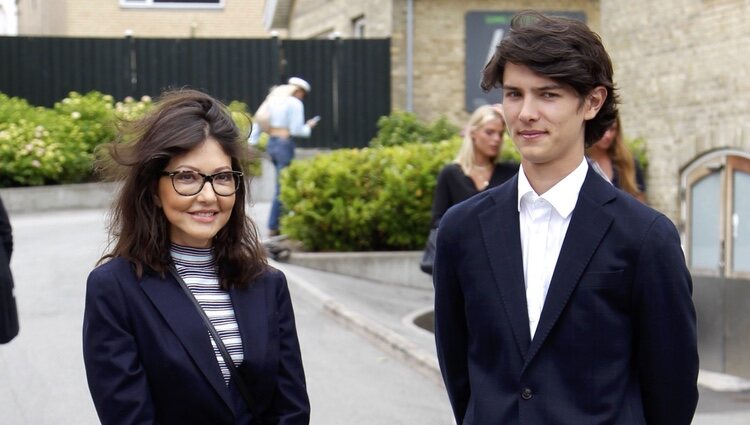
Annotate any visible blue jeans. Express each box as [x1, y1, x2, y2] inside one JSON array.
[[266, 136, 295, 231]]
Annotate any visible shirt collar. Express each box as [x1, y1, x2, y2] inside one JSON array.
[[517, 158, 589, 219]]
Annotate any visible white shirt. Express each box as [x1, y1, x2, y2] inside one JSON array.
[[268, 95, 312, 138], [517, 158, 588, 339]]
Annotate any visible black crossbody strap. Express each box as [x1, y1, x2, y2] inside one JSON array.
[[169, 266, 262, 423]]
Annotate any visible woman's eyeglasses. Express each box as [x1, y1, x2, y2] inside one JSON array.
[[160, 170, 243, 196]]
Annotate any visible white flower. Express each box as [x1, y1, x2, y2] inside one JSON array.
[[71, 111, 82, 120], [31, 160, 41, 168], [141, 95, 152, 103]]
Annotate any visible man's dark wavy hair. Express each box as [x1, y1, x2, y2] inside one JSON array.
[[97, 88, 267, 289], [481, 10, 619, 147]]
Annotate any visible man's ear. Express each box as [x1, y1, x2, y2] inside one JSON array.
[[583, 86, 607, 120]]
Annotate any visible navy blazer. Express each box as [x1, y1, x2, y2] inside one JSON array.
[[434, 168, 699, 425], [83, 257, 309, 425]]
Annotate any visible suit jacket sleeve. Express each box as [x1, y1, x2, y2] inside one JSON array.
[[82, 266, 156, 425], [0, 197, 12, 259], [433, 219, 471, 424], [267, 272, 310, 424], [633, 215, 699, 424]]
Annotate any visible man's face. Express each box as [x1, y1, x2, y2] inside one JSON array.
[[502, 63, 602, 175]]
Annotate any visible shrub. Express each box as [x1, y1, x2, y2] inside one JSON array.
[[279, 139, 460, 251], [0, 93, 92, 186], [113, 95, 154, 122], [0, 91, 254, 187], [53, 91, 117, 152], [369, 111, 459, 147]]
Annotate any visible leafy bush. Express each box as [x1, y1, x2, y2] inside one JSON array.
[[113, 95, 154, 122], [369, 111, 459, 147], [0, 94, 92, 186], [0, 91, 255, 187], [279, 113, 528, 251], [279, 139, 460, 251], [53, 91, 117, 152]]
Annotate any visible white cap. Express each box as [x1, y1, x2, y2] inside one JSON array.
[[287, 77, 311, 93]]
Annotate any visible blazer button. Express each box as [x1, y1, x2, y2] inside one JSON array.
[[521, 387, 533, 400]]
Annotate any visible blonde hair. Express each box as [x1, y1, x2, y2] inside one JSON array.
[[454, 104, 505, 175]]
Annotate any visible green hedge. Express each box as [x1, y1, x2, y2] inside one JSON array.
[[277, 104, 533, 252], [279, 139, 461, 251], [369, 111, 459, 147], [0, 91, 257, 187]]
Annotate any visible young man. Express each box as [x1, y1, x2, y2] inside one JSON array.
[[433, 11, 698, 425]]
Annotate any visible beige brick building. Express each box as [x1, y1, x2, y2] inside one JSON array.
[[17, 0, 268, 38], [599, 0, 750, 218]]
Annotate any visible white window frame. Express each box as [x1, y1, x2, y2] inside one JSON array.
[[119, 0, 224, 10]]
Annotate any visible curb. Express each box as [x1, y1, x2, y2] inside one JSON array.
[[274, 261, 444, 386], [698, 370, 750, 392]]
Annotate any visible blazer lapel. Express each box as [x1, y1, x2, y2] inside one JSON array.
[[140, 273, 234, 411], [523, 170, 616, 369], [478, 177, 532, 359], [231, 278, 269, 372]]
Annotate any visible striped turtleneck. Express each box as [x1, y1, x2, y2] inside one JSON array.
[[170, 244, 244, 385]]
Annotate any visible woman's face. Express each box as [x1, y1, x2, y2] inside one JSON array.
[[156, 138, 236, 248], [593, 124, 617, 151], [471, 117, 505, 161]]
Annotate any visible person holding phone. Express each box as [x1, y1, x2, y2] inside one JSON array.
[[265, 77, 319, 237]]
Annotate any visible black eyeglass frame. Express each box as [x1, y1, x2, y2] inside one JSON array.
[[160, 170, 244, 197]]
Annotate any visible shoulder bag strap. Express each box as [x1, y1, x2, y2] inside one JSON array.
[[169, 266, 262, 423]]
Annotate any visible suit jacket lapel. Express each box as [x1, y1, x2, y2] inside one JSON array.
[[523, 170, 616, 369], [140, 273, 234, 411], [479, 176, 532, 359]]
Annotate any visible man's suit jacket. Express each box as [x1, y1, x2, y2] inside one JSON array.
[[434, 168, 698, 425], [83, 257, 309, 425]]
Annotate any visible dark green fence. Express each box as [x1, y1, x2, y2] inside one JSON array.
[[0, 36, 391, 149]]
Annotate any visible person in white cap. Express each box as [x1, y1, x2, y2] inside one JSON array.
[[263, 77, 318, 236]]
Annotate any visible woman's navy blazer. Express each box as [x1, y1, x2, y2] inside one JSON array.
[[82, 257, 309, 425]]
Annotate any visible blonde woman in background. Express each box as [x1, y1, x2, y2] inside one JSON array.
[[586, 116, 647, 203], [430, 104, 518, 228]]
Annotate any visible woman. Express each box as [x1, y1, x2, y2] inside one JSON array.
[[586, 116, 647, 203], [430, 104, 518, 228], [83, 89, 309, 425]]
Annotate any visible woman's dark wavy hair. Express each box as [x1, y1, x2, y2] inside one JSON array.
[[481, 10, 619, 147], [97, 88, 267, 289]]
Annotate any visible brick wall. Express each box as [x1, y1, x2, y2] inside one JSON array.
[[19, 0, 268, 38], [600, 0, 750, 220], [287, 0, 393, 38], [403, 0, 600, 125]]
